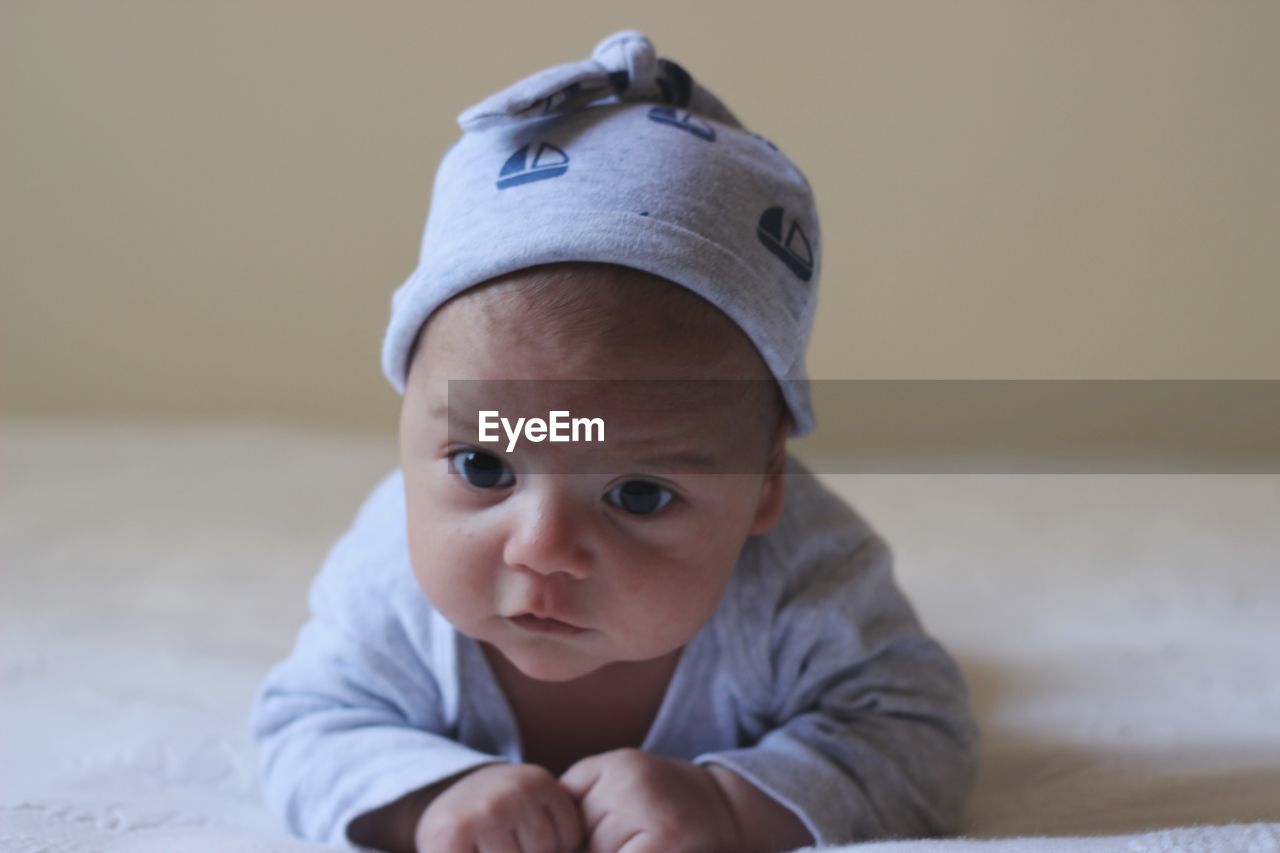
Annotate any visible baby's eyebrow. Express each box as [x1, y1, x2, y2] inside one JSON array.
[[429, 401, 473, 426], [618, 446, 720, 473], [428, 402, 486, 441]]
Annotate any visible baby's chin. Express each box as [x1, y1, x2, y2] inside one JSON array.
[[496, 641, 610, 683]]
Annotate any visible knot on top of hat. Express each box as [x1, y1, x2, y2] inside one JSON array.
[[456, 29, 741, 132], [591, 29, 659, 94]]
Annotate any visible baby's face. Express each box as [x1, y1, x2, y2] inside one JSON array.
[[398, 265, 788, 683]]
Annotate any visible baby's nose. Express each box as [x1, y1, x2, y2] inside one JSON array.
[[502, 491, 593, 579]]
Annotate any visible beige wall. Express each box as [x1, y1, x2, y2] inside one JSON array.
[[3, 1, 1277, 442]]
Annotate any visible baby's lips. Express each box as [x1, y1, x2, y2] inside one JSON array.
[[510, 610, 584, 629], [508, 613, 589, 637]]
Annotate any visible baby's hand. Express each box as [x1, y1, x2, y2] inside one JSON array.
[[414, 762, 584, 853], [559, 748, 740, 853]]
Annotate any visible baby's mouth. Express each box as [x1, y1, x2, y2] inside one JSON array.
[[508, 613, 587, 636]]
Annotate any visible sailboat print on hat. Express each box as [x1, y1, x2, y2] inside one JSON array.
[[647, 107, 716, 141], [757, 206, 814, 282], [496, 142, 570, 190], [654, 58, 694, 107]]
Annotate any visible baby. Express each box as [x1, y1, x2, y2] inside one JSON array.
[[252, 30, 977, 853]]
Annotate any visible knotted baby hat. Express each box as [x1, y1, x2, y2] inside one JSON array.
[[382, 29, 822, 435]]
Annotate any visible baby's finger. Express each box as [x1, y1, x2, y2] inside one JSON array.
[[544, 791, 585, 853], [580, 811, 638, 853], [474, 826, 520, 853], [510, 806, 558, 853], [558, 754, 603, 801]]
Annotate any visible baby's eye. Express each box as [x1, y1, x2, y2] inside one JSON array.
[[605, 480, 674, 515], [449, 449, 514, 489]]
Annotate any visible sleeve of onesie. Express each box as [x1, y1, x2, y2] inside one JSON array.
[[249, 470, 505, 848], [694, 470, 980, 846]]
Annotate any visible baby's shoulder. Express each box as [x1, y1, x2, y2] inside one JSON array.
[[315, 468, 408, 575], [705, 456, 904, 704], [749, 454, 884, 576], [722, 455, 903, 625], [307, 467, 434, 633]]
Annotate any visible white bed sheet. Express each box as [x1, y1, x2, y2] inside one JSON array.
[[2, 419, 1277, 852]]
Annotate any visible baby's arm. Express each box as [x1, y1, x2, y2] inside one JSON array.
[[695, 531, 979, 846], [704, 764, 813, 850], [255, 630, 583, 853], [250, 596, 507, 847], [345, 778, 445, 851], [250, 471, 546, 848]]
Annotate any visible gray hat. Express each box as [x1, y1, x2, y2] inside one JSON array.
[[382, 30, 822, 435]]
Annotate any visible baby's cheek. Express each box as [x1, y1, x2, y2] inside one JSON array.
[[616, 562, 725, 637], [408, 538, 466, 605]]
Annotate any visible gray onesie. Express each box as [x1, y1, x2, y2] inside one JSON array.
[[251, 456, 978, 847]]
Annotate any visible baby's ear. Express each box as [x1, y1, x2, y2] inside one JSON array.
[[748, 414, 791, 535]]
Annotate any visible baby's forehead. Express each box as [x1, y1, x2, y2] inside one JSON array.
[[445, 375, 776, 422], [428, 264, 771, 377]]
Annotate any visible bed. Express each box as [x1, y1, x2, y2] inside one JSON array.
[[2, 419, 1277, 852]]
